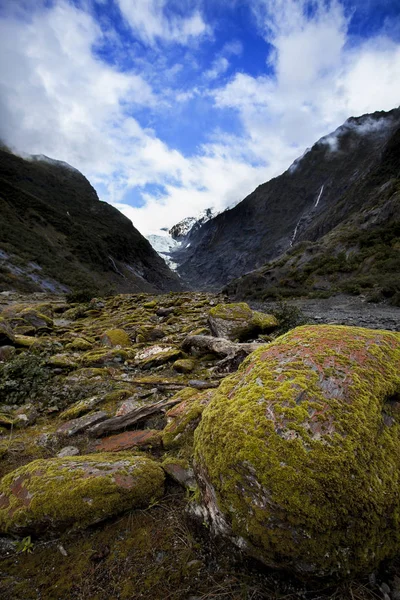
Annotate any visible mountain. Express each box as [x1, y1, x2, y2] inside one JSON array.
[[147, 208, 216, 273], [171, 108, 400, 300], [0, 148, 182, 295], [226, 120, 400, 305]]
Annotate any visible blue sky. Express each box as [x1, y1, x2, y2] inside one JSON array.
[[0, 0, 399, 234]]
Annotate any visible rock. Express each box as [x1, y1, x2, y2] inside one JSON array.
[[59, 396, 102, 421], [0, 320, 15, 347], [57, 411, 108, 436], [162, 459, 196, 489], [135, 345, 182, 369], [208, 302, 278, 341], [89, 430, 161, 452], [100, 329, 131, 348], [19, 308, 53, 331], [0, 346, 16, 362], [14, 404, 38, 428], [0, 454, 165, 535], [13, 334, 36, 348], [188, 380, 219, 390], [80, 348, 129, 367], [162, 388, 215, 449], [115, 397, 142, 417], [66, 338, 92, 351], [57, 446, 80, 458], [194, 325, 400, 580], [173, 358, 195, 373], [47, 354, 79, 370]]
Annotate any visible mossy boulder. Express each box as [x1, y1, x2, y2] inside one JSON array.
[[173, 358, 196, 373], [0, 454, 165, 535], [66, 338, 93, 351], [19, 308, 53, 331], [208, 303, 277, 341], [101, 329, 131, 348], [194, 325, 400, 580]]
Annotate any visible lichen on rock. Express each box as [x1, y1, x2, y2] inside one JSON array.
[[194, 325, 400, 580], [0, 453, 165, 535], [208, 302, 278, 341]]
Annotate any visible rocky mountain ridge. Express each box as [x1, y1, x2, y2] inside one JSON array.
[[167, 108, 400, 298], [0, 148, 182, 296]]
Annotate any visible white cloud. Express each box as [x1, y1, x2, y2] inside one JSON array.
[[213, 0, 400, 168], [116, 0, 209, 45], [204, 57, 229, 80], [0, 0, 399, 240]]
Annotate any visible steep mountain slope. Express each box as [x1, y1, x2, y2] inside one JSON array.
[[0, 149, 182, 295], [173, 108, 400, 291], [226, 124, 400, 305]]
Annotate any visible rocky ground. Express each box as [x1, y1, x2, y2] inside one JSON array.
[[251, 294, 400, 332], [0, 291, 399, 600]]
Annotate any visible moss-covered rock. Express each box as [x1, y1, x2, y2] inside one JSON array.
[[101, 329, 131, 348], [0, 454, 165, 535], [162, 388, 215, 450], [208, 303, 278, 341], [66, 338, 93, 351], [173, 359, 196, 373], [194, 325, 400, 580]]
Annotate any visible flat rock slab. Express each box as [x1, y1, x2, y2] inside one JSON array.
[[0, 454, 165, 535], [57, 411, 108, 436], [89, 430, 161, 452]]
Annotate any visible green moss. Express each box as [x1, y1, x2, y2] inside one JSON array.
[[80, 348, 129, 367], [65, 338, 92, 351], [209, 302, 252, 321], [162, 389, 214, 451], [173, 359, 196, 373], [0, 453, 165, 535], [194, 325, 400, 580], [101, 329, 131, 348]]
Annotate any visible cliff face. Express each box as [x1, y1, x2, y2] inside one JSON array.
[[0, 149, 182, 294], [225, 121, 400, 305], [172, 108, 400, 292]]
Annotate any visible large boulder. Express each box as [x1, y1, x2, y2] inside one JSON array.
[[208, 303, 277, 341], [194, 325, 400, 580], [0, 453, 164, 535]]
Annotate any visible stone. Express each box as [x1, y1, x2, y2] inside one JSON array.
[[14, 404, 38, 428], [13, 334, 36, 348], [135, 345, 182, 369], [19, 309, 53, 331], [0, 320, 15, 347], [208, 302, 278, 341], [0, 454, 165, 534], [57, 411, 108, 437], [0, 346, 16, 362], [47, 354, 79, 370], [100, 329, 131, 348], [66, 338, 92, 351], [115, 397, 142, 417], [173, 358, 195, 373], [89, 430, 161, 452], [59, 396, 102, 421], [57, 446, 80, 458], [162, 459, 196, 489], [194, 325, 400, 580], [162, 388, 215, 449]]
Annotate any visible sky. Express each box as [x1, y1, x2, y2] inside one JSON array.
[[0, 0, 399, 236]]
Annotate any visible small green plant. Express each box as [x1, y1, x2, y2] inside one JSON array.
[[272, 301, 307, 334], [13, 536, 34, 554]]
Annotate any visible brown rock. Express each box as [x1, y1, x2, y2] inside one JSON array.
[[89, 430, 161, 452]]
